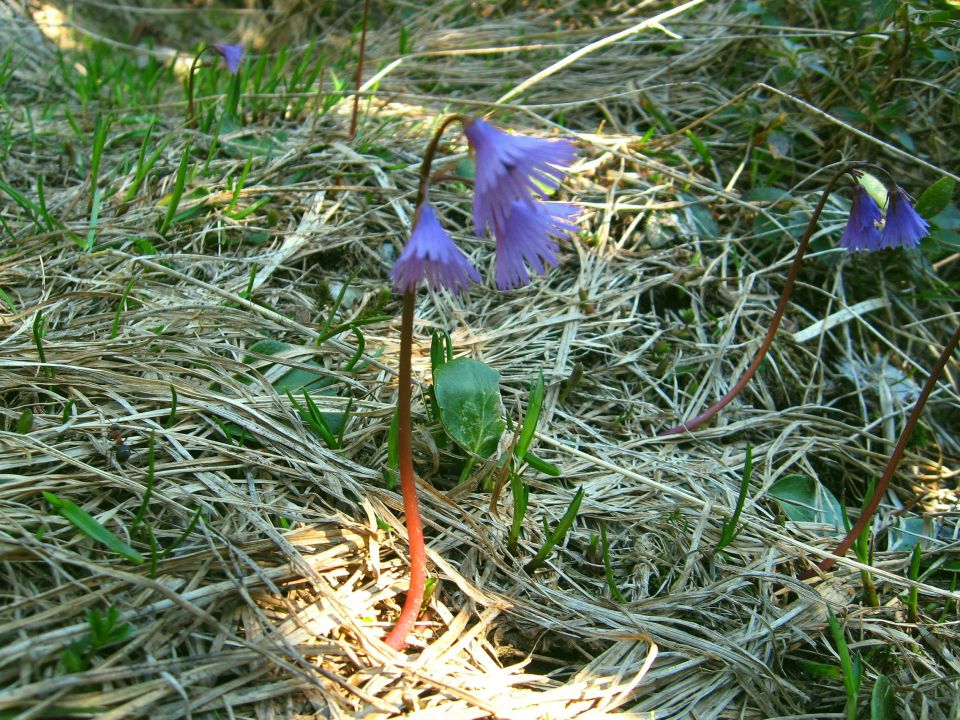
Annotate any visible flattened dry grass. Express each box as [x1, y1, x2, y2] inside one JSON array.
[[1, 1, 959, 717]]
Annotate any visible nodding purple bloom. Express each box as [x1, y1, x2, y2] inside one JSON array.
[[392, 203, 480, 293], [492, 201, 580, 290], [879, 186, 929, 250], [839, 185, 883, 252], [464, 118, 577, 235], [212, 44, 244, 75]]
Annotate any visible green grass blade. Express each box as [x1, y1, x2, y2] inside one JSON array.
[[132, 431, 155, 530], [158, 146, 191, 236], [162, 507, 203, 558], [83, 186, 102, 251], [827, 606, 860, 720], [516, 369, 544, 461], [717, 445, 751, 551], [907, 543, 922, 624], [124, 129, 169, 203], [88, 114, 111, 211], [524, 452, 560, 476], [227, 155, 253, 213], [343, 325, 365, 372], [110, 274, 138, 339], [43, 491, 144, 565], [601, 524, 627, 602], [524, 487, 584, 573], [507, 471, 528, 555]]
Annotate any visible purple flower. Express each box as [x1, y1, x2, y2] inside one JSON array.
[[392, 203, 480, 293], [492, 201, 580, 290], [839, 185, 883, 252], [212, 44, 244, 75], [879, 186, 929, 250], [464, 118, 577, 236]]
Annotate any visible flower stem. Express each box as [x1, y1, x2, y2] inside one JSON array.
[[349, 0, 370, 140], [383, 290, 426, 651], [810, 322, 960, 576], [417, 115, 468, 205], [185, 46, 210, 129], [382, 114, 467, 651], [659, 164, 859, 436]]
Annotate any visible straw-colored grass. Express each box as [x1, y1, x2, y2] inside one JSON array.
[[2, 1, 958, 717]]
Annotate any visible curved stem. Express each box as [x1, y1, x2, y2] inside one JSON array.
[[809, 322, 960, 576], [384, 291, 426, 650], [416, 115, 468, 206], [185, 46, 209, 129], [659, 164, 862, 436], [382, 114, 468, 651]]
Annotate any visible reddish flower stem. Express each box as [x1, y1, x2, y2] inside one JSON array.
[[659, 164, 863, 436], [808, 322, 960, 576], [349, 0, 370, 140], [383, 114, 467, 651], [384, 290, 426, 650]]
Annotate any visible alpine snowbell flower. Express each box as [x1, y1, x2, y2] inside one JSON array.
[[879, 186, 929, 250], [212, 44, 244, 75], [391, 203, 480, 293], [492, 201, 580, 290], [463, 118, 578, 287], [464, 119, 576, 229], [839, 185, 883, 252]]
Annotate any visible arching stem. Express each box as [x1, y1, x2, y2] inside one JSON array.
[[185, 46, 211, 129], [808, 323, 960, 576], [660, 163, 872, 436]]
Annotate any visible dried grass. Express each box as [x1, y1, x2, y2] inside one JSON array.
[[1, 1, 959, 718]]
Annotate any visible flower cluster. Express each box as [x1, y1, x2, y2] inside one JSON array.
[[392, 118, 578, 293], [839, 183, 929, 252]]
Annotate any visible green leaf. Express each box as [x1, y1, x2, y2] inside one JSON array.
[[43, 492, 144, 565], [768, 474, 844, 531], [742, 187, 793, 204], [246, 339, 332, 392], [888, 516, 937, 551], [870, 674, 894, 720], [434, 358, 504, 458], [244, 339, 343, 434], [914, 177, 955, 220], [223, 131, 286, 158], [16, 408, 33, 434]]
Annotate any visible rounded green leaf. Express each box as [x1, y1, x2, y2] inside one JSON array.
[[434, 358, 504, 459], [768, 474, 844, 532]]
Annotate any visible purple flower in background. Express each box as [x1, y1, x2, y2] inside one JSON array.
[[879, 186, 929, 250], [492, 201, 580, 290], [464, 118, 576, 235], [392, 203, 480, 293], [212, 44, 244, 75], [839, 185, 883, 252]]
